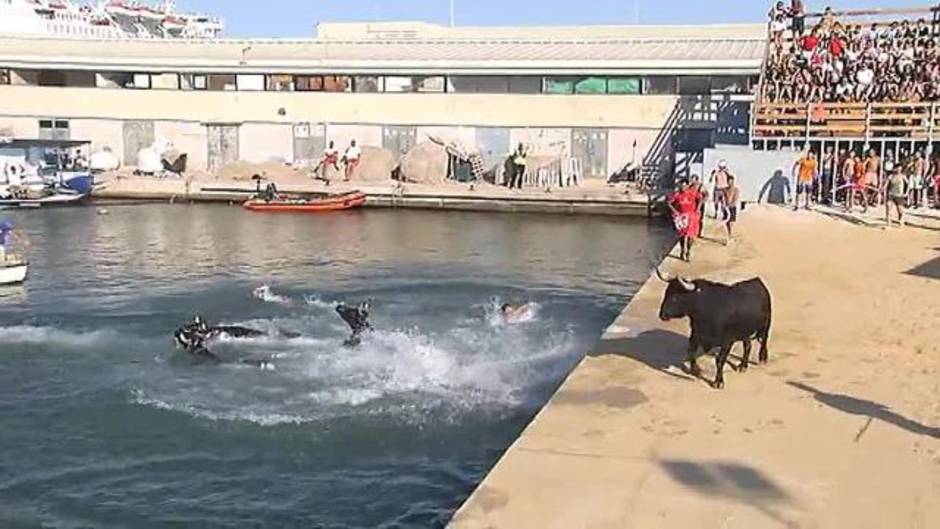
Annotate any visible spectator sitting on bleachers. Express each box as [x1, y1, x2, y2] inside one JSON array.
[[764, 3, 940, 104]]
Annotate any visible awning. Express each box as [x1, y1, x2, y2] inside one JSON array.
[[0, 138, 91, 148]]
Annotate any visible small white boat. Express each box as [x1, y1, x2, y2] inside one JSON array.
[[0, 192, 87, 208], [0, 258, 28, 285]]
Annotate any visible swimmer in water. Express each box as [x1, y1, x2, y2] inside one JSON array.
[[336, 300, 373, 347], [499, 302, 533, 324]]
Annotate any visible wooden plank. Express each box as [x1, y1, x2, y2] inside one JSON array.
[[868, 125, 932, 132], [754, 125, 807, 131]]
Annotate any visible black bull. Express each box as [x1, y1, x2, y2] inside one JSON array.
[[657, 270, 772, 389]]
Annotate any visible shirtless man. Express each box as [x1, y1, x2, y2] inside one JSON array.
[[864, 149, 881, 206], [500, 303, 534, 324], [709, 160, 733, 220]]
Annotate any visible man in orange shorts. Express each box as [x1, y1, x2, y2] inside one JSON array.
[[793, 150, 818, 210]]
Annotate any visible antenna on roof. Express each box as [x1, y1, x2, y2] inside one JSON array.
[[449, 0, 455, 27]]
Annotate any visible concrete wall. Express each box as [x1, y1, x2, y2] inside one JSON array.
[[416, 126, 477, 148], [239, 123, 293, 163], [702, 146, 801, 204], [0, 86, 680, 128], [154, 121, 208, 172], [0, 116, 38, 138], [510, 128, 571, 158], [0, 86, 741, 179], [70, 119, 123, 160], [326, 124, 383, 152]]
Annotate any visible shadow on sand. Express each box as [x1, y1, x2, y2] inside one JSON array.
[[788, 381, 940, 439], [658, 459, 799, 526], [591, 328, 696, 382], [906, 247, 940, 281]]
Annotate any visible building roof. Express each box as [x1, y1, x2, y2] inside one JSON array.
[[0, 23, 767, 75]]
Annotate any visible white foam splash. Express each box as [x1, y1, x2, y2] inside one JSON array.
[[130, 302, 583, 427], [131, 388, 310, 426], [307, 388, 384, 407], [252, 285, 292, 306], [0, 326, 117, 348], [303, 295, 335, 310]]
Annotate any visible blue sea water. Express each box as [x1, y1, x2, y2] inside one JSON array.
[[0, 204, 670, 528]]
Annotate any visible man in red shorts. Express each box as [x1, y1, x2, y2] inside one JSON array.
[[669, 179, 702, 262], [342, 140, 362, 182]]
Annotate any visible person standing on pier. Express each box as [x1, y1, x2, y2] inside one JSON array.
[[821, 146, 835, 205], [932, 154, 940, 209], [848, 153, 869, 214], [838, 150, 855, 205], [793, 150, 818, 211], [509, 143, 528, 190], [709, 160, 733, 219], [724, 175, 741, 245], [317, 141, 340, 183], [885, 166, 907, 226], [343, 140, 362, 182], [668, 179, 700, 262], [908, 151, 927, 209], [864, 149, 882, 206], [690, 174, 709, 238]]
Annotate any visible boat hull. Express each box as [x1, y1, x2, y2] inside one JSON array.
[[242, 191, 366, 213], [0, 262, 28, 285], [0, 193, 88, 208]]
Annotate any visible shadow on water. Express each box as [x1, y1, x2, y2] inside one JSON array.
[[658, 459, 798, 526], [788, 381, 940, 439], [590, 329, 696, 382], [906, 247, 940, 281]]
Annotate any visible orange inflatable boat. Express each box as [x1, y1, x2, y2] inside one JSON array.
[[242, 191, 367, 213]]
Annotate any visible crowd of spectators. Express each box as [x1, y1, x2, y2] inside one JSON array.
[[793, 146, 940, 211], [763, 2, 940, 104]]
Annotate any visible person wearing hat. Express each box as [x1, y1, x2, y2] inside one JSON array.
[[709, 159, 734, 220]]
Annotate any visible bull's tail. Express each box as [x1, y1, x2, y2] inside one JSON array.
[[758, 279, 772, 363]]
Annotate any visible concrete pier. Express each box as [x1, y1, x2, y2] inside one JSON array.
[[449, 206, 940, 529], [92, 177, 651, 216]]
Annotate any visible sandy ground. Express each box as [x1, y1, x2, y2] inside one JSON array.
[[450, 205, 940, 529]]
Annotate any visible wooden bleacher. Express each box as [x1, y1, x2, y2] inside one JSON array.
[[752, 4, 940, 141]]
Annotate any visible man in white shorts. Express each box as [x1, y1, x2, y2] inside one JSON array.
[[710, 160, 733, 220]]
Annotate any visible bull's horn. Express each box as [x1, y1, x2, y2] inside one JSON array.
[[678, 277, 696, 291]]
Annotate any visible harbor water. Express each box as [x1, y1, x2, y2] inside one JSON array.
[[0, 204, 671, 528]]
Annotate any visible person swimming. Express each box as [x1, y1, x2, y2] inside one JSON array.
[[336, 300, 373, 347], [499, 302, 534, 324]]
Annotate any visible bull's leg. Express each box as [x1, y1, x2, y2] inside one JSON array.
[[686, 337, 702, 378], [712, 343, 732, 389], [758, 327, 770, 364], [737, 339, 752, 372]]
